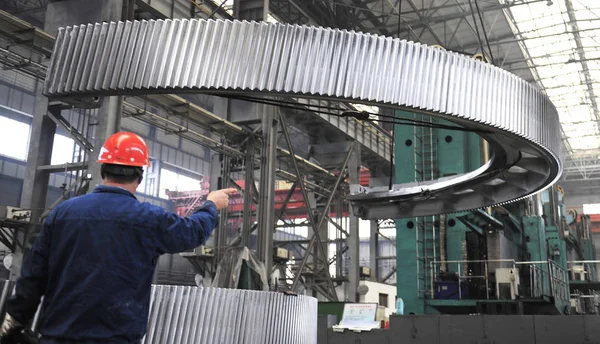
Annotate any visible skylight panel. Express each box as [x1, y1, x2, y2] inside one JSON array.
[[507, 0, 600, 155]]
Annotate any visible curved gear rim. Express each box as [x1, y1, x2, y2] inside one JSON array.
[[42, 18, 563, 218]]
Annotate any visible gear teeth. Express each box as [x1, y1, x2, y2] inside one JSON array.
[[43, 19, 562, 218], [143, 285, 318, 344]]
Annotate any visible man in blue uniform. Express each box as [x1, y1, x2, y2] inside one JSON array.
[[0, 132, 235, 343]]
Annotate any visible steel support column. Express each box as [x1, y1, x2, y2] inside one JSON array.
[[230, 0, 278, 276], [369, 220, 379, 282], [211, 153, 231, 266], [88, 97, 124, 189], [15, 89, 56, 279], [20, 103, 55, 224], [305, 192, 327, 297], [287, 149, 351, 299], [347, 141, 361, 302], [242, 139, 255, 247], [257, 105, 279, 278], [45, 1, 129, 191], [335, 196, 345, 280]]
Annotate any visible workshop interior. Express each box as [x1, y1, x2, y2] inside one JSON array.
[[2, 0, 600, 343]]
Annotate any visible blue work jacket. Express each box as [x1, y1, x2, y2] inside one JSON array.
[[6, 185, 219, 343]]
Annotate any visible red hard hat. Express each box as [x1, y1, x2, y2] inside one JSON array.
[[97, 132, 150, 167]]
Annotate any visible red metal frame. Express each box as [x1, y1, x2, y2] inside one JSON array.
[[166, 168, 372, 219], [587, 214, 600, 233]]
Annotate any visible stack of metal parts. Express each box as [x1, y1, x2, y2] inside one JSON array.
[[143, 285, 318, 344]]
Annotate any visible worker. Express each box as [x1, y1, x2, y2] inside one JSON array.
[[0, 132, 235, 343]]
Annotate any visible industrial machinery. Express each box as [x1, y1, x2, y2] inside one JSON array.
[[40, 16, 577, 342], [376, 107, 593, 316], [44, 18, 561, 219], [320, 117, 598, 341]]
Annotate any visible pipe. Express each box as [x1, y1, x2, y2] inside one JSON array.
[[439, 214, 447, 272], [481, 138, 493, 215]]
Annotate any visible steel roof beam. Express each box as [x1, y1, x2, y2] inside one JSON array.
[[564, 0, 600, 123], [349, 0, 390, 36], [401, 0, 444, 45], [380, 0, 546, 31]]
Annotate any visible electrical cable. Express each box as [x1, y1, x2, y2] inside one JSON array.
[[390, 0, 401, 189], [388, 115, 395, 189], [397, 0, 402, 39], [474, 0, 496, 65], [223, 93, 495, 193], [228, 94, 434, 127], [467, 0, 488, 63], [223, 94, 492, 134]]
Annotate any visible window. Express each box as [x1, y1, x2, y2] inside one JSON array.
[[136, 168, 149, 194], [278, 219, 309, 238], [158, 168, 202, 199], [583, 204, 600, 215], [0, 117, 30, 161], [51, 134, 76, 165], [327, 218, 396, 240], [379, 293, 389, 308]]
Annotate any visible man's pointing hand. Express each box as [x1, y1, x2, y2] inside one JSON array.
[[207, 188, 238, 210]]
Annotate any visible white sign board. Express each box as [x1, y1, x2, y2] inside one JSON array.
[[333, 303, 380, 332]]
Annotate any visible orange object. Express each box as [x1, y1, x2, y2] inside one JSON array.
[[97, 132, 150, 167]]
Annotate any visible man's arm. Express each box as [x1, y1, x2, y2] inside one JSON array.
[[153, 188, 236, 254], [5, 215, 52, 325], [154, 201, 219, 254], [152, 189, 237, 253]]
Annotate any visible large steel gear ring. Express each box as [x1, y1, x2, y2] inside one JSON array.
[[43, 18, 562, 219], [143, 285, 317, 344]]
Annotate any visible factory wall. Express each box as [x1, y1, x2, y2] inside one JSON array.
[[359, 240, 396, 284], [0, 163, 86, 209], [0, 173, 23, 208], [138, 0, 195, 19], [358, 281, 397, 317], [565, 194, 600, 214], [564, 194, 600, 263], [0, 156, 173, 209]]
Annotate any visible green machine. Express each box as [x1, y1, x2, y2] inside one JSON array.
[[394, 110, 483, 314], [394, 110, 597, 316]]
